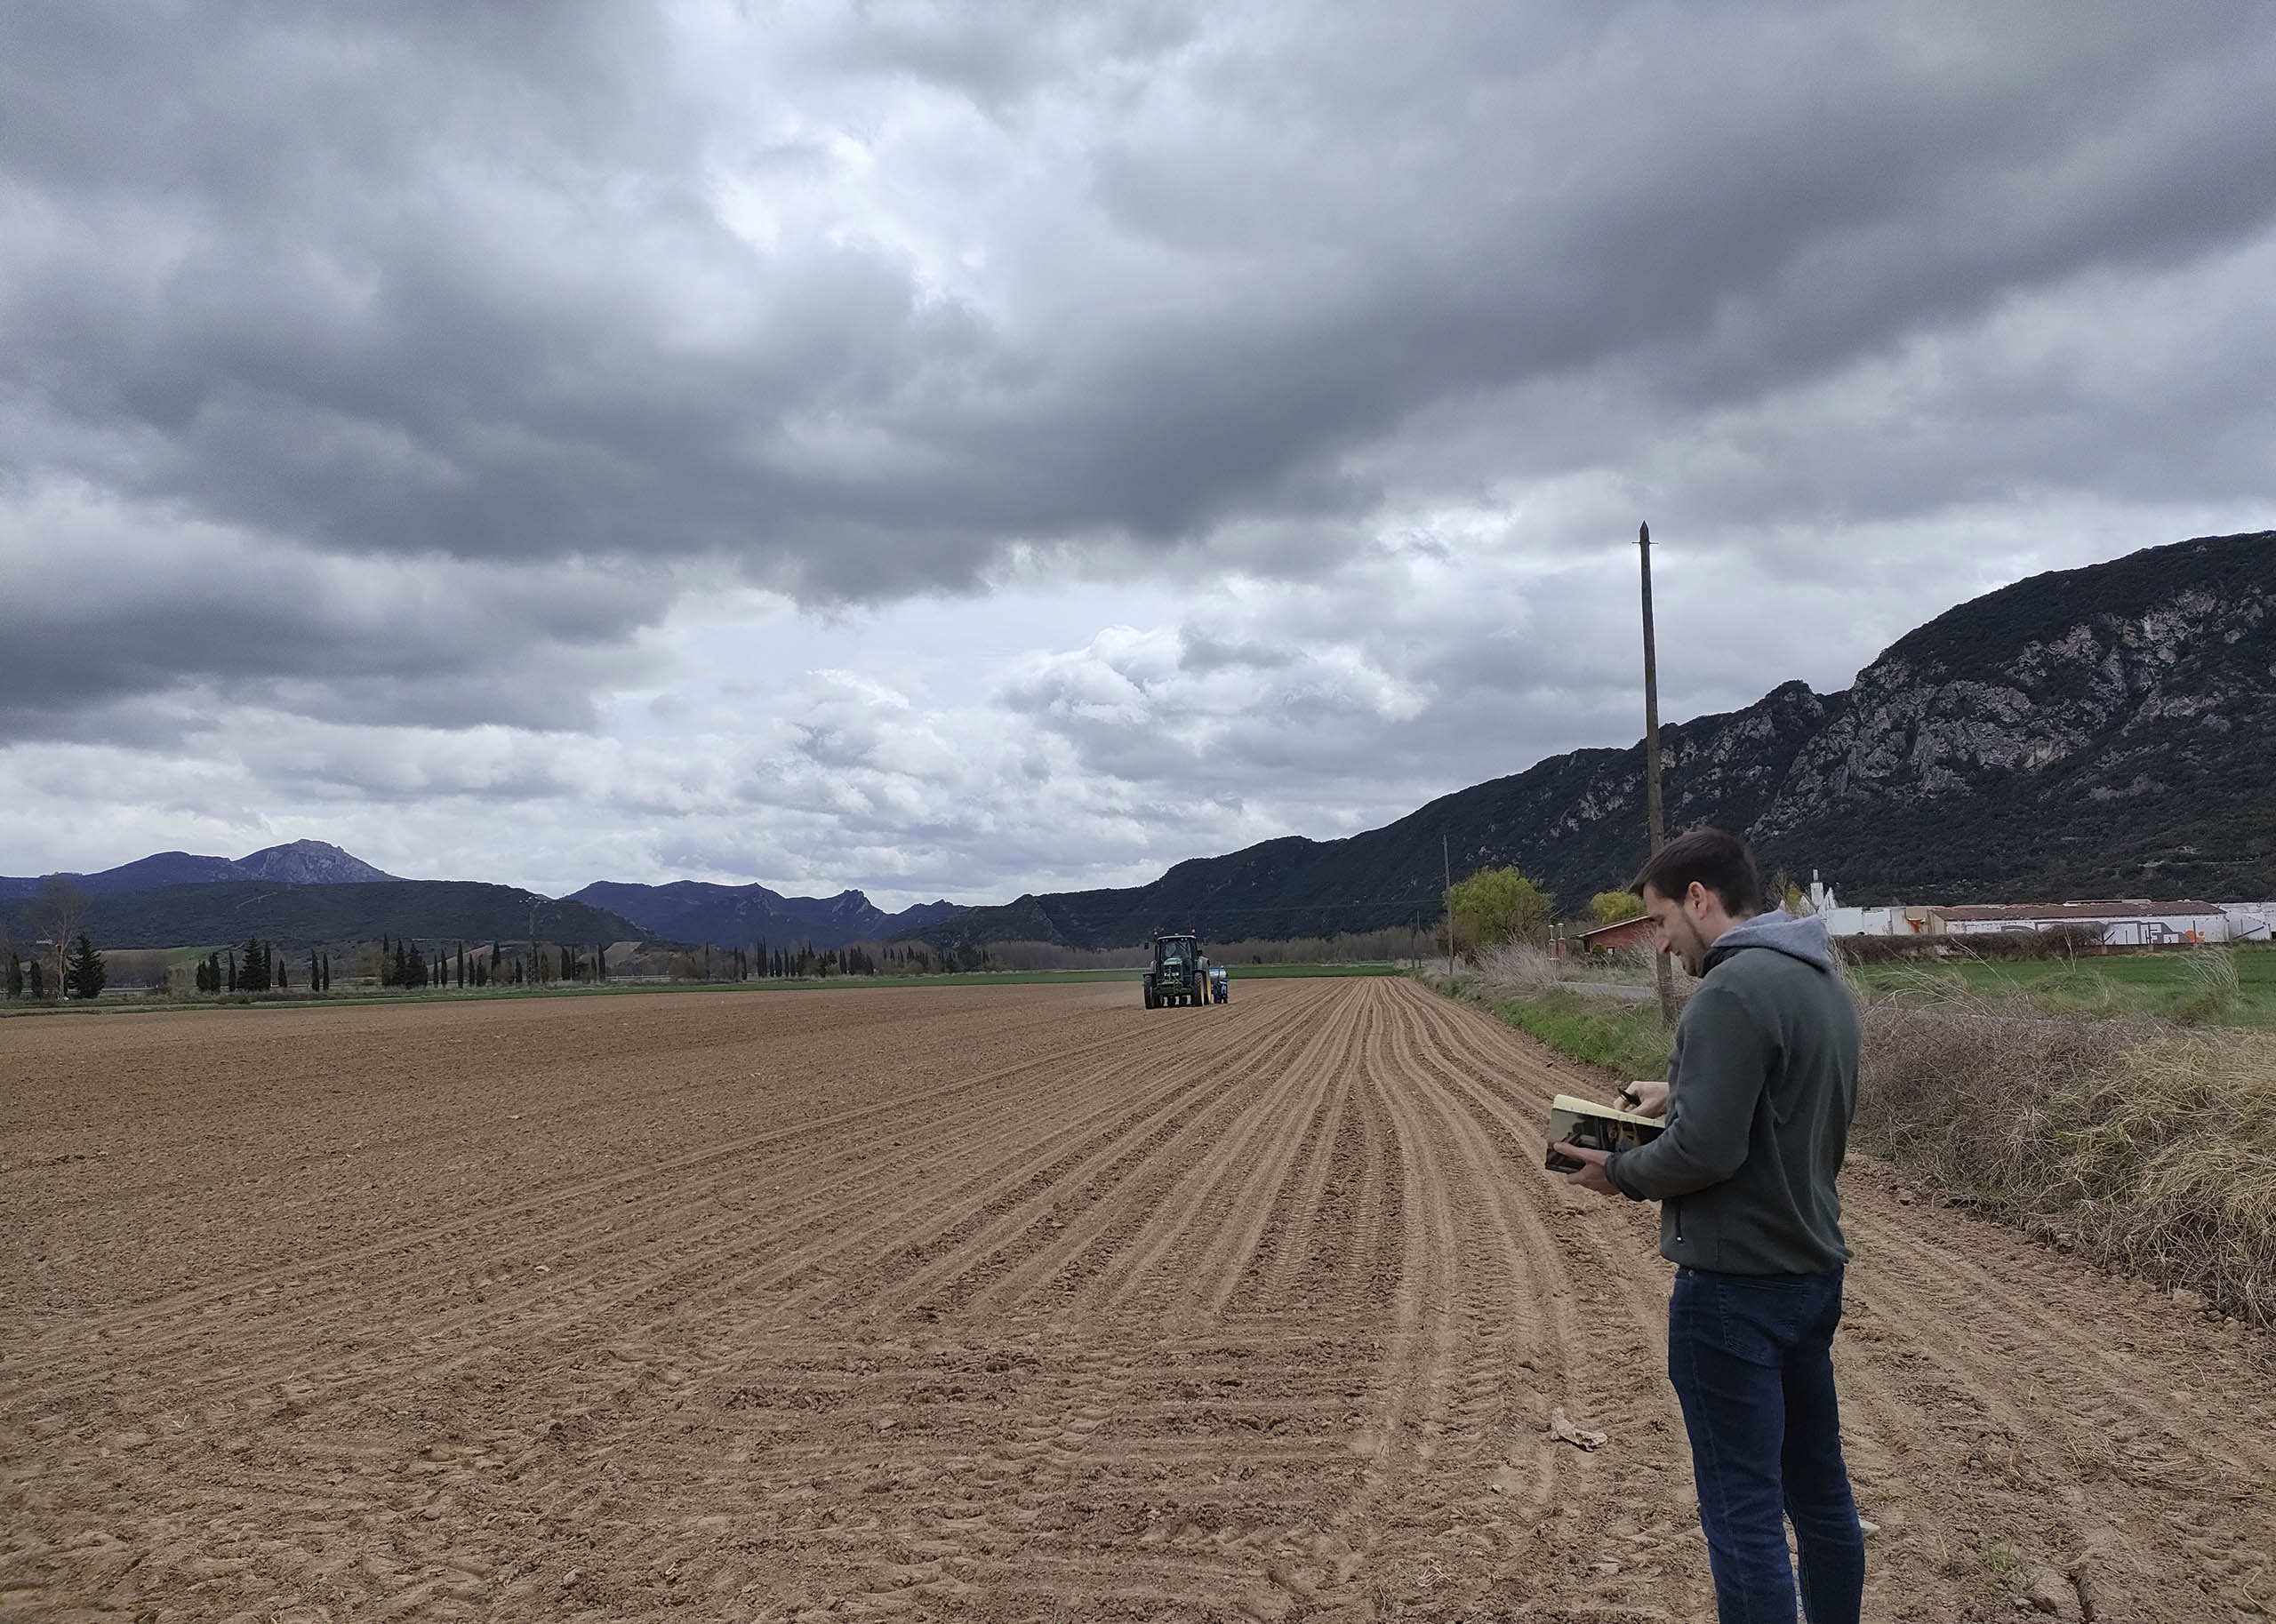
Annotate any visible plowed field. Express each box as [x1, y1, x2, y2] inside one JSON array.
[[4, 979, 2272, 1621]]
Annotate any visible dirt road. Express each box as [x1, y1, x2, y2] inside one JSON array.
[[4, 979, 2271, 1620]]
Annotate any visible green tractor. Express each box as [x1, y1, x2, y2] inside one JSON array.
[[1142, 932, 1211, 1008]]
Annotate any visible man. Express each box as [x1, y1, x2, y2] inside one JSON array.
[[1553, 828, 1864, 1623]]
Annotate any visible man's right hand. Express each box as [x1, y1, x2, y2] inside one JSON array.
[[1617, 1080, 1669, 1118]]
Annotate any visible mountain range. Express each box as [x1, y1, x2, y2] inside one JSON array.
[[9, 532, 2271, 955], [24, 882, 651, 954], [0, 841, 956, 951], [0, 840, 394, 902], [565, 882, 960, 949], [895, 531, 2276, 951]]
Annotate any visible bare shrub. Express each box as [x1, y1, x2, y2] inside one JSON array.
[[1835, 934, 1941, 965], [1474, 941, 1568, 993], [1855, 1001, 2136, 1198], [1475, 941, 1690, 997], [1858, 994, 2276, 1325]]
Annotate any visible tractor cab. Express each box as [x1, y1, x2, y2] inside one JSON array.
[[1142, 932, 1210, 1009]]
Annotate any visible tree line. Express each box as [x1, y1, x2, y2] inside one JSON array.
[[3, 878, 108, 1000]]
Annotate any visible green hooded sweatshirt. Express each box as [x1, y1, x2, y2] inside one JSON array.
[[1605, 911, 1859, 1274]]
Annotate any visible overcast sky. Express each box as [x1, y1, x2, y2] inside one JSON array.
[[4, 2, 2273, 905]]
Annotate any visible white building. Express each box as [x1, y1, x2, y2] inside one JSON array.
[[1927, 900, 2230, 947], [1804, 884, 2273, 946], [2220, 902, 2276, 943], [1814, 904, 1935, 939]]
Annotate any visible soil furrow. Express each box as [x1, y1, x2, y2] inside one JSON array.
[[5, 978, 2271, 1622]]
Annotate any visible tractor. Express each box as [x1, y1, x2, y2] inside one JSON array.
[[1142, 932, 1211, 1008]]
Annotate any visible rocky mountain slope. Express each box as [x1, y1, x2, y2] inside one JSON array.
[[566, 881, 961, 951], [902, 531, 2276, 950], [0, 840, 396, 901]]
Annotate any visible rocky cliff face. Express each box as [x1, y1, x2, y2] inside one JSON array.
[[234, 840, 398, 884], [1746, 532, 2276, 901], [908, 532, 2276, 948], [1762, 536, 2274, 831]]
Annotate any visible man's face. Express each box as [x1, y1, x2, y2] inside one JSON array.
[[1640, 883, 1711, 977]]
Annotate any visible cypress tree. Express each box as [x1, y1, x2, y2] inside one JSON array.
[[226, 950, 237, 993], [63, 934, 106, 1000], [30, 958, 47, 998]]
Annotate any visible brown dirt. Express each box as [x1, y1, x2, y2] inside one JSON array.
[[3, 978, 2271, 1621]]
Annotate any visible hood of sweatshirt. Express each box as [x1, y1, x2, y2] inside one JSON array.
[[1704, 909, 1840, 972]]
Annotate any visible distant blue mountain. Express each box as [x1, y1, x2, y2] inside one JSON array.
[[567, 880, 963, 950], [0, 841, 961, 951], [0, 840, 397, 902]]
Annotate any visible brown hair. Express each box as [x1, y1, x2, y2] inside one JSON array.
[[1631, 828, 1762, 916]]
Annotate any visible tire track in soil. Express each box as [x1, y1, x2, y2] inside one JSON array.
[[1281, 979, 1702, 1622], [12, 1034, 1136, 1423], [1833, 1187, 2276, 1620], [3, 1011, 1142, 1399], [7, 979, 2274, 1622]]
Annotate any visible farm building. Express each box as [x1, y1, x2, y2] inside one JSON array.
[[1562, 873, 2276, 952], [1574, 915, 1657, 954], [1814, 904, 1935, 938], [1927, 900, 2228, 947], [2218, 902, 2276, 942]]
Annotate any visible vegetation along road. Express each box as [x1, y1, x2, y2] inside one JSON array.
[[4, 980, 2270, 1620]]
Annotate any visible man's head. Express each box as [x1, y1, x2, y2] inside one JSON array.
[[1630, 828, 1762, 976]]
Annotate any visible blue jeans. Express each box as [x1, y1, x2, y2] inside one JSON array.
[[1667, 1266, 1864, 1623]]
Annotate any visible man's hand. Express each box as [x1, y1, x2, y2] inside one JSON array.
[[1616, 1080, 1669, 1119], [1554, 1142, 1622, 1197]]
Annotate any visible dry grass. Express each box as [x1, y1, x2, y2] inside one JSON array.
[[1858, 994, 2276, 1326], [1474, 940, 1691, 993], [1472, 942, 1572, 991], [2044, 1031, 2276, 1326]]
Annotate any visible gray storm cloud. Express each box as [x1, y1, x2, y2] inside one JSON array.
[[3, 1, 2274, 894]]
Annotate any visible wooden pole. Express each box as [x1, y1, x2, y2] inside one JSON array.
[[1443, 833, 1455, 978], [1640, 522, 1678, 1024]]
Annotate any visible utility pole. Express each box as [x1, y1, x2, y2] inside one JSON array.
[[1639, 521, 1678, 1025], [1442, 832, 1455, 977]]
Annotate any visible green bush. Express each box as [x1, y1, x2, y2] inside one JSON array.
[[1446, 868, 1553, 950]]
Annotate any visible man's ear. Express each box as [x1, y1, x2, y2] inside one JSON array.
[[1686, 880, 1711, 914]]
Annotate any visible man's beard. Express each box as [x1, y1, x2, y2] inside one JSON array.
[[1667, 916, 1709, 977]]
